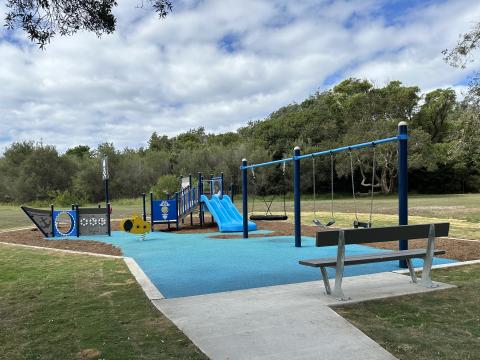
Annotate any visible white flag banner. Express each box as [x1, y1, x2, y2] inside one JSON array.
[[102, 156, 109, 180]]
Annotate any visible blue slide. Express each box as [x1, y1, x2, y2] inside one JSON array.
[[201, 194, 257, 232]]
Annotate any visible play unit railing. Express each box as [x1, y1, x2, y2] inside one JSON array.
[[240, 122, 409, 265], [143, 172, 225, 230]]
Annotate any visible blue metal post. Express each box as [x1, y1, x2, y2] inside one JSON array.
[[142, 193, 146, 221], [189, 174, 193, 226], [293, 146, 301, 247], [398, 121, 408, 268], [242, 159, 248, 239], [198, 172, 203, 228], [175, 192, 179, 230], [220, 172, 224, 199]]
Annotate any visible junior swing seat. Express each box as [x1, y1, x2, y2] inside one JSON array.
[[249, 214, 288, 221]]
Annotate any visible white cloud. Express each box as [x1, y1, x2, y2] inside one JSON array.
[[0, 0, 480, 152]]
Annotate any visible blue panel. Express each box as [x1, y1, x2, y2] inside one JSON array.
[[53, 210, 77, 237], [152, 199, 177, 221]]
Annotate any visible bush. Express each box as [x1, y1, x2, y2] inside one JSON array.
[[151, 175, 179, 198]]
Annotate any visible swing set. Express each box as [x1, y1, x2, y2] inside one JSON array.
[[249, 161, 288, 221], [241, 122, 409, 250]]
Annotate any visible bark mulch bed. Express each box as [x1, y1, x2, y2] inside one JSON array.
[[0, 228, 122, 256], [212, 220, 480, 262], [1, 219, 479, 262]]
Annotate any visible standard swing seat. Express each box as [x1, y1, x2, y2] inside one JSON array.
[[299, 223, 449, 300], [249, 214, 288, 221]]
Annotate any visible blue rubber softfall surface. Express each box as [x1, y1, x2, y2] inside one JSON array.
[[58, 231, 455, 298]]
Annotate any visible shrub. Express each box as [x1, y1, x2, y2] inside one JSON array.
[[151, 175, 179, 198]]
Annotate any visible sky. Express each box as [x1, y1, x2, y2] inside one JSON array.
[[1, 0, 479, 153]]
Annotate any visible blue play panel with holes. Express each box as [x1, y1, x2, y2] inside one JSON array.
[[57, 230, 455, 298]]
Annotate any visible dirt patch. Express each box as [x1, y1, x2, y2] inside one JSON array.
[[1, 218, 479, 261], [75, 349, 102, 360], [0, 227, 122, 256]]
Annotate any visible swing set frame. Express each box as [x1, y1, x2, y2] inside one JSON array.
[[240, 122, 409, 266]]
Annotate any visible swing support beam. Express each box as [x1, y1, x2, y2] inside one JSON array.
[[240, 123, 408, 267]]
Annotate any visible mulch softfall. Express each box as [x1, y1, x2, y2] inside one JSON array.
[[1, 219, 479, 261]]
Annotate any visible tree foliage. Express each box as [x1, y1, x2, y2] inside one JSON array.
[[443, 22, 480, 68], [4, 0, 172, 48], [0, 78, 478, 205]]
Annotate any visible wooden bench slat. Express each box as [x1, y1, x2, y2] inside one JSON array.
[[315, 223, 450, 247], [299, 249, 446, 267]]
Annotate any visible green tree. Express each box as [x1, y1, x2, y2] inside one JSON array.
[[1, 141, 75, 202], [151, 175, 179, 198], [414, 89, 456, 143], [5, 0, 172, 48], [65, 145, 92, 158], [148, 132, 172, 152]]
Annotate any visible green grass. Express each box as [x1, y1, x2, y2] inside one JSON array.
[[249, 193, 480, 239], [335, 265, 480, 360], [0, 204, 33, 230], [2, 194, 480, 239], [0, 244, 207, 360]]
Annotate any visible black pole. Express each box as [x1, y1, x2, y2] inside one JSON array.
[[107, 203, 111, 236], [242, 159, 248, 238], [50, 204, 55, 238], [142, 193, 146, 221], [75, 204, 80, 237], [150, 192, 154, 232], [104, 178, 110, 210]]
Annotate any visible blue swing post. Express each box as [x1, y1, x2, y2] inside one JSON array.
[[293, 146, 301, 247], [398, 121, 409, 268], [242, 159, 248, 239]]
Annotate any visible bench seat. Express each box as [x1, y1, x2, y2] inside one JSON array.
[[299, 223, 450, 300], [299, 248, 446, 268]]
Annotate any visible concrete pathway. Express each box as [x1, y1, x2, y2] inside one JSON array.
[[154, 272, 455, 360]]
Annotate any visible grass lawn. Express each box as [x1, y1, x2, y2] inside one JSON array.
[[2, 194, 480, 239], [335, 264, 480, 360], [0, 244, 206, 360]]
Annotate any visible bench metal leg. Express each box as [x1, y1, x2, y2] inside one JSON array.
[[419, 224, 439, 288], [332, 231, 349, 301], [319, 267, 331, 295], [405, 258, 417, 283]]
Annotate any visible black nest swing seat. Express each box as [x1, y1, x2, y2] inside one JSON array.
[[250, 214, 288, 221], [249, 162, 289, 222]]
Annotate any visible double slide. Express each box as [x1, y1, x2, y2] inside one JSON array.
[[201, 194, 257, 232]]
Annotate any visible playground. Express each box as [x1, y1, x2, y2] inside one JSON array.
[[2, 123, 479, 359]]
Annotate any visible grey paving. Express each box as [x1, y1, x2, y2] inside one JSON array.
[[154, 272, 454, 360]]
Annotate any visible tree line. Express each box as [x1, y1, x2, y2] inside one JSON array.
[[1, 78, 479, 205]]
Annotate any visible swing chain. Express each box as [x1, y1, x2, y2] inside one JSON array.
[[250, 167, 256, 215], [369, 144, 376, 224], [312, 157, 317, 218], [349, 148, 360, 223]]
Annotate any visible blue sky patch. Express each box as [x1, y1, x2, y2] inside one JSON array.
[[218, 33, 242, 53]]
